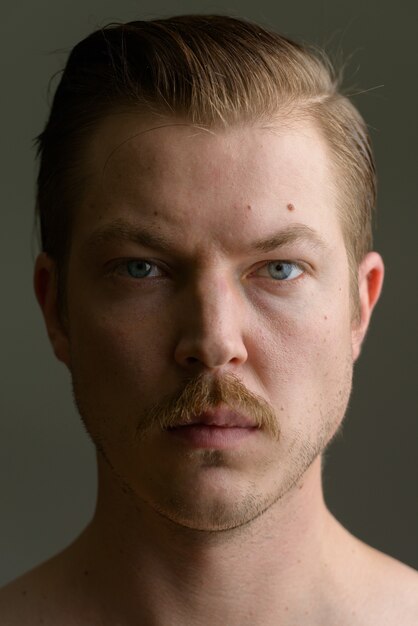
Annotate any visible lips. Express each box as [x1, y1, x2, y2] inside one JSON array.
[[170, 407, 257, 429], [166, 408, 259, 449]]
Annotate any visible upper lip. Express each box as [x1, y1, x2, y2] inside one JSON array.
[[175, 407, 257, 428]]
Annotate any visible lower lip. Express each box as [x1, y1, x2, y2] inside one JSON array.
[[167, 425, 258, 449]]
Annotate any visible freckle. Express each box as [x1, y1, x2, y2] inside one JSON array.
[[280, 406, 284, 411], [324, 315, 328, 320], [246, 204, 252, 211], [153, 210, 158, 216], [287, 203, 295, 211], [21, 589, 27, 596], [84, 569, 89, 576]]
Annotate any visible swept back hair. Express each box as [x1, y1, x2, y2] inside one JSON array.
[[35, 14, 376, 318]]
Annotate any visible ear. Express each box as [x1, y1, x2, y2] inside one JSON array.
[[34, 253, 71, 367], [351, 251, 385, 362]]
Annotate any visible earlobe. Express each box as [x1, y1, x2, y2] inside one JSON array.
[[351, 251, 385, 361], [34, 253, 71, 367]]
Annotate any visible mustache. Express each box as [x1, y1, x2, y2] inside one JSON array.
[[136, 371, 280, 441]]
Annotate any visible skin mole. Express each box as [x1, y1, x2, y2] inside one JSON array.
[[287, 203, 295, 211]]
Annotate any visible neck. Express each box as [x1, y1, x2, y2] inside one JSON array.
[[67, 455, 344, 625]]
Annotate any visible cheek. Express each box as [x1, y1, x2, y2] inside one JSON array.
[[251, 297, 354, 412], [67, 301, 170, 410], [68, 275, 170, 358], [260, 298, 351, 366]]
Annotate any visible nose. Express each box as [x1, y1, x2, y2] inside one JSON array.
[[173, 274, 249, 371]]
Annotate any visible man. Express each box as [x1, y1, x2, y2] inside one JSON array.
[[0, 14, 417, 625]]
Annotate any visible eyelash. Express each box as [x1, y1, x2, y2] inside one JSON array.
[[110, 259, 306, 285]]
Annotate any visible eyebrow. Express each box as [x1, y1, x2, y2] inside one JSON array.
[[84, 218, 327, 255]]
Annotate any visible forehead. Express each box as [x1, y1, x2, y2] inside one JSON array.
[[76, 113, 342, 252]]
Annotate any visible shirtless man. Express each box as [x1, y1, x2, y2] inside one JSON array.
[[1, 14, 417, 625]]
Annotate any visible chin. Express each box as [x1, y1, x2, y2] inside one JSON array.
[[150, 491, 273, 533], [138, 461, 299, 534]]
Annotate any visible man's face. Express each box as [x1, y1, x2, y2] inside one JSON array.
[[53, 115, 359, 531]]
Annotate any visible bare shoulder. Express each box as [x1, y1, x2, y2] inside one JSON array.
[[374, 551, 418, 626], [355, 541, 418, 625], [326, 519, 418, 626], [0, 556, 81, 626], [0, 564, 59, 626], [0, 567, 49, 626]]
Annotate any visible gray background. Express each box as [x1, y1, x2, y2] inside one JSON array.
[[1, 0, 417, 586]]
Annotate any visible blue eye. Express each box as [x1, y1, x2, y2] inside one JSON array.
[[114, 259, 303, 282], [125, 260, 155, 278], [264, 261, 303, 281]]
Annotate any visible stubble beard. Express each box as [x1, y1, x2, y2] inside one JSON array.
[[72, 363, 353, 533]]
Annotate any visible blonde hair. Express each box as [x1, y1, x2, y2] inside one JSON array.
[[36, 15, 376, 318]]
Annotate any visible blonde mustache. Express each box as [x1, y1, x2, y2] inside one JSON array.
[[136, 371, 280, 441]]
